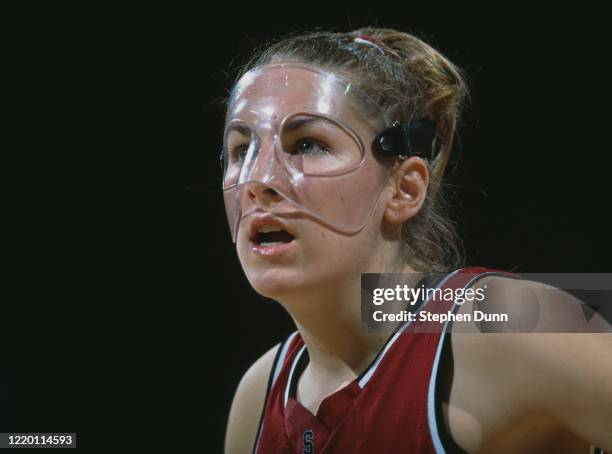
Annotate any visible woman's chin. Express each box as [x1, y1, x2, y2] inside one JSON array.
[[247, 269, 310, 300]]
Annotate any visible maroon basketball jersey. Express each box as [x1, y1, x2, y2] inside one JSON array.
[[253, 267, 511, 453]]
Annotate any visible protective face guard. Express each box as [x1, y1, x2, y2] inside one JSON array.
[[221, 61, 437, 243]]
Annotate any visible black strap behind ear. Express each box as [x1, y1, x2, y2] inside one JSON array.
[[374, 119, 438, 159]]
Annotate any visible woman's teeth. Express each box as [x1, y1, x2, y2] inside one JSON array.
[[256, 228, 295, 245]]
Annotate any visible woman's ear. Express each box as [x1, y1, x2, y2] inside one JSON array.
[[384, 157, 429, 225]]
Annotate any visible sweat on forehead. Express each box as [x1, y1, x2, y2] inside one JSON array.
[[226, 62, 383, 127]]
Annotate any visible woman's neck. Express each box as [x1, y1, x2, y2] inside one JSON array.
[[279, 261, 417, 381]]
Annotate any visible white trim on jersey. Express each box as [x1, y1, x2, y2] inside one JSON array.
[[427, 271, 507, 454], [357, 269, 462, 389], [272, 330, 298, 389], [253, 421, 264, 454], [254, 330, 300, 454], [284, 344, 308, 407]]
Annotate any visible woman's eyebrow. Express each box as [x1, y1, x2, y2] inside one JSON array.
[[226, 123, 251, 136], [283, 117, 327, 132], [226, 117, 331, 135]]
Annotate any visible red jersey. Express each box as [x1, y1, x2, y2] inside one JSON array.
[[253, 267, 504, 453]]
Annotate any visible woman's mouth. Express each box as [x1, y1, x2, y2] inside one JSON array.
[[249, 223, 296, 256]]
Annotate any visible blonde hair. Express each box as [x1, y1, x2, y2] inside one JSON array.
[[228, 27, 471, 272]]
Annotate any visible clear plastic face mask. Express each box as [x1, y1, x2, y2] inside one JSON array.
[[221, 61, 393, 242]]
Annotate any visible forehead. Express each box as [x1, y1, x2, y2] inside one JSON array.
[[226, 62, 378, 128]]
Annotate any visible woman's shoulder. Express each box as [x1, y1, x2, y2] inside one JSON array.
[[446, 273, 612, 452], [450, 271, 611, 369], [224, 341, 282, 454], [456, 270, 611, 332]]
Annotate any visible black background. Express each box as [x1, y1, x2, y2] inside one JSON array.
[[7, 4, 610, 453]]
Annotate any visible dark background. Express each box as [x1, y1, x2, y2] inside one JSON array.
[[7, 4, 610, 453]]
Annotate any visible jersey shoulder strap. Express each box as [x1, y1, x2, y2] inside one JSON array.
[[251, 330, 299, 454]]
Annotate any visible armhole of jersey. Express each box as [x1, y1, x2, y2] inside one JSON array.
[[427, 270, 519, 454], [252, 330, 298, 454], [428, 318, 469, 454], [427, 270, 609, 454]]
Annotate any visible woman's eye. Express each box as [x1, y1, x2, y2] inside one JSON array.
[[295, 139, 329, 155], [230, 144, 248, 162]]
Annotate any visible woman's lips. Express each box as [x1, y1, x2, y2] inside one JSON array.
[[251, 239, 296, 256], [248, 213, 297, 257]]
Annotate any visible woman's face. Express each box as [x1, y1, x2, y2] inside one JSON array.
[[223, 62, 395, 299]]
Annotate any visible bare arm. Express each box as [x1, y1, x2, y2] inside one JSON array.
[[513, 332, 612, 451], [224, 343, 280, 454], [481, 277, 612, 451]]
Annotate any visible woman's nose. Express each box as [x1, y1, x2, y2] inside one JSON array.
[[246, 182, 282, 205]]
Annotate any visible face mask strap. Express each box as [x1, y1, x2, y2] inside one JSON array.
[[373, 119, 439, 160]]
